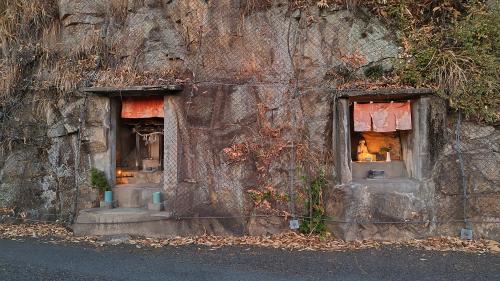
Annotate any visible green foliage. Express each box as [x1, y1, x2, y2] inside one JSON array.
[[299, 171, 327, 235], [90, 168, 109, 193], [387, 1, 500, 123], [364, 65, 385, 79], [379, 146, 392, 154]]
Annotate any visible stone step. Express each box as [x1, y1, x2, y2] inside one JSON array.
[[116, 171, 162, 185], [352, 160, 408, 179], [77, 202, 98, 209], [76, 208, 169, 224], [73, 208, 231, 237], [349, 178, 421, 193], [113, 184, 162, 208]]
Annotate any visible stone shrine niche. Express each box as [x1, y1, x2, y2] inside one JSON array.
[[351, 131, 402, 161], [333, 90, 433, 184], [115, 97, 165, 186], [349, 101, 408, 162]]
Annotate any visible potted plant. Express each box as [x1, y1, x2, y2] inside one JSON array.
[[90, 168, 110, 202], [380, 146, 392, 162]]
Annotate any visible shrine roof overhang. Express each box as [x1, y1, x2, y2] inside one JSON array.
[[80, 85, 183, 97], [336, 88, 434, 102]]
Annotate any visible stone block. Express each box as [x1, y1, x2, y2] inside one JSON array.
[[100, 201, 117, 209], [468, 195, 500, 218], [47, 121, 68, 138], [435, 195, 464, 222], [148, 202, 163, 211], [142, 159, 160, 171], [162, 201, 169, 211], [248, 216, 287, 236]]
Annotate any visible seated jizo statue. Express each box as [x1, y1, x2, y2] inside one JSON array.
[[357, 139, 376, 162]]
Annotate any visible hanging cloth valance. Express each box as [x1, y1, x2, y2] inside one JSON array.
[[393, 101, 412, 130], [354, 101, 412, 132], [121, 97, 164, 118], [353, 103, 373, 132]]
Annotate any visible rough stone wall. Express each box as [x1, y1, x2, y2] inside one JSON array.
[[325, 98, 499, 240], [0, 90, 111, 221], [0, 0, 498, 240], [432, 117, 500, 240]]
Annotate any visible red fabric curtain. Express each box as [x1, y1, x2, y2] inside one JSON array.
[[393, 102, 412, 130], [353, 101, 411, 132], [121, 97, 164, 118], [354, 103, 373, 131], [371, 103, 396, 132]]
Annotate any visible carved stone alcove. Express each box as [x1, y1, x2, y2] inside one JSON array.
[[332, 88, 434, 184], [81, 85, 183, 196]]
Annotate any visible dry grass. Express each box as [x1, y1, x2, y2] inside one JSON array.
[[94, 65, 179, 87], [0, 0, 58, 103], [0, 0, 129, 98], [0, 0, 58, 43], [0, 66, 23, 106], [108, 0, 130, 25], [40, 20, 61, 55], [0, 0, 182, 100], [435, 51, 471, 97]]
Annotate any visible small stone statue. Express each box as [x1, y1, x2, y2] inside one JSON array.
[[357, 139, 376, 162]]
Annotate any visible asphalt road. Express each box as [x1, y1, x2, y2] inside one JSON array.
[[0, 238, 499, 281]]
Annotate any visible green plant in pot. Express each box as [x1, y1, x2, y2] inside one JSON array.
[[90, 168, 110, 200], [380, 147, 392, 162]]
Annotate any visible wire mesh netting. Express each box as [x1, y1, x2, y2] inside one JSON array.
[[152, 2, 499, 226], [1, 1, 498, 230]]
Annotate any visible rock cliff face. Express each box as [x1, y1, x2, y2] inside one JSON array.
[[0, 0, 498, 240], [433, 120, 500, 239]]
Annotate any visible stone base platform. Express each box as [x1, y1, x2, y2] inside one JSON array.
[[73, 208, 236, 237], [352, 160, 408, 179], [113, 184, 162, 208], [325, 178, 430, 241]]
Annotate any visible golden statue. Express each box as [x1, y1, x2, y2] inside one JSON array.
[[357, 139, 376, 162]]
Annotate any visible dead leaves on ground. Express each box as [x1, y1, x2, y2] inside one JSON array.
[[0, 222, 72, 238], [0, 223, 499, 254], [403, 236, 500, 254]]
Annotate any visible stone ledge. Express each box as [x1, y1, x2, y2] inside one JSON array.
[[147, 202, 164, 211], [337, 88, 434, 100], [99, 201, 118, 209], [81, 85, 183, 97]]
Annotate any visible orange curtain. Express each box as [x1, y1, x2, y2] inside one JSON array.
[[393, 102, 412, 130], [354, 103, 373, 132], [121, 97, 164, 118], [353, 101, 411, 132], [371, 103, 396, 132]]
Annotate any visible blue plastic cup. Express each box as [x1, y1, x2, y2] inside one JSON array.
[[104, 191, 113, 203], [153, 192, 161, 204]]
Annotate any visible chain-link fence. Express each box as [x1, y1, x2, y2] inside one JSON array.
[[1, 1, 498, 234], [161, 1, 405, 221], [158, 2, 499, 231]]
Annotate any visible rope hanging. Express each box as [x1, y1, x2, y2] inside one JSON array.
[[135, 131, 163, 145]]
